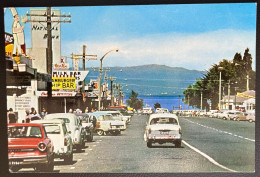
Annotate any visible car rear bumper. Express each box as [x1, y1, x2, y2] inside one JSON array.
[[148, 135, 181, 143], [9, 155, 48, 167]]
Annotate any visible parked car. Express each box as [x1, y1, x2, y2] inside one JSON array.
[[45, 113, 86, 151], [246, 112, 255, 123], [155, 108, 169, 114], [98, 110, 130, 125], [87, 112, 126, 136], [144, 113, 182, 148], [142, 107, 154, 115], [75, 113, 94, 142], [234, 112, 248, 121], [207, 110, 219, 118], [219, 111, 241, 120], [31, 119, 73, 164], [8, 123, 54, 172]]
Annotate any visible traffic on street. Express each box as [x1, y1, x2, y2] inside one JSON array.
[[11, 111, 254, 173]]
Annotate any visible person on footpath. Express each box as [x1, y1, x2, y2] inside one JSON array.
[[41, 107, 47, 119], [24, 109, 30, 123], [8, 108, 16, 123]]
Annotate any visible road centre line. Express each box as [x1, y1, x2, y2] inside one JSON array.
[[183, 118, 255, 142], [182, 140, 237, 172]]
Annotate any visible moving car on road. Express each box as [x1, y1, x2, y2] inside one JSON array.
[[45, 113, 86, 151], [144, 114, 182, 148], [142, 107, 154, 115], [8, 123, 54, 172], [246, 112, 255, 123], [155, 108, 169, 114], [31, 119, 73, 164]]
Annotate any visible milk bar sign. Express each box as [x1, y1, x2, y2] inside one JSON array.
[[52, 71, 89, 81]]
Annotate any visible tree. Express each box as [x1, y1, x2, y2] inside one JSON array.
[[154, 103, 161, 110], [126, 90, 143, 110], [183, 48, 255, 110]]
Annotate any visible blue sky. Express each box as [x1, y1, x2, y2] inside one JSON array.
[[4, 3, 256, 70]]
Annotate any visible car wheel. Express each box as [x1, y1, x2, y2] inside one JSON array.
[[36, 155, 54, 172], [96, 130, 104, 136], [223, 117, 226, 120], [9, 166, 20, 172], [249, 119, 253, 123], [175, 140, 182, 148], [236, 118, 240, 121], [64, 152, 73, 164], [147, 141, 152, 148]]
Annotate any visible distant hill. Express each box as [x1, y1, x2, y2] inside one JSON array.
[[84, 64, 204, 97]]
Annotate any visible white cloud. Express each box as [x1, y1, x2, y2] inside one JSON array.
[[62, 29, 256, 71]]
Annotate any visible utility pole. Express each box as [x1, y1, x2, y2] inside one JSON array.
[[228, 80, 230, 110], [246, 74, 250, 91], [200, 91, 203, 111], [82, 45, 86, 93], [26, 7, 71, 98], [107, 76, 115, 106]]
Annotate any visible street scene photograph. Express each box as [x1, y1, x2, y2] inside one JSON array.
[[4, 2, 256, 174]]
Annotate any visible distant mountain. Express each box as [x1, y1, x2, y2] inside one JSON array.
[[84, 64, 204, 97]]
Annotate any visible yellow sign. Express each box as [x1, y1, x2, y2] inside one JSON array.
[[52, 77, 76, 90]]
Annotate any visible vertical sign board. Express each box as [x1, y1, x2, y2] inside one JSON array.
[[30, 9, 61, 73], [15, 97, 32, 111]]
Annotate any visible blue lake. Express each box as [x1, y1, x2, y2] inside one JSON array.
[[124, 96, 192, 111]]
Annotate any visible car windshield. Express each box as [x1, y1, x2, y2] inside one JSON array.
[[44, 125, 61, 134], [150, 118, 178, 125], [103, 115, 114, 120], [56, 118, 70, 123], [8, 126, 42, 138]]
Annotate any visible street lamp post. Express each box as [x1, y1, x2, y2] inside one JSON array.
[[98, 48, 119, 111], [218, 67, 223, 110]]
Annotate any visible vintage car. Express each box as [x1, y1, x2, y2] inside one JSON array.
[[219, 111, 241, 120], [155, 108, 169, 114], [144, 113, 182, 148], [8, 123, 54, 172], [234, 112, 248, 121], [142, 107, 154, 115], [31, 119, 73, 164], [75, 113, 94, 142], [45, 113, 86, 151], [98, 110, 129, 125], [87, 112, 126, 136], [246, 112, 255, 123]]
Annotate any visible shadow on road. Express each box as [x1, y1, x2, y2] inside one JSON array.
[[149, 145, 184, 148]]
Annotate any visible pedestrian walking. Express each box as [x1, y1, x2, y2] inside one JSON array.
[[8, 108, 16, 123], [85, 107, 89, 113], [25, 109, 30, 123], [41, 107, 47, 119], [30, 107, 41, 121]]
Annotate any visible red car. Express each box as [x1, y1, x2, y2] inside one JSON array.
[[8, 123, 54, 172]]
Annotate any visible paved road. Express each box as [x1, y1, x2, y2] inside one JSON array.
[[18, 114, 255, 173]]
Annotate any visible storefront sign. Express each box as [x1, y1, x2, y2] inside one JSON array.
[[52, 77, 76, 89], [15, 97, 32, 111], [53, 63, 69, 70], [52, 71, 89, 81], [37, 91, 77, 97]]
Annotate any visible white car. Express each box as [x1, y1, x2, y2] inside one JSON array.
[[144, 113, 182, 148], [155, 108, 169, 114], [98, 111, 130, 125], [87, 112, 126, 136], [31, 119, 73, 164], [143, 107, 154, 115], [219, 111, 242, 120], [45, 113, 86, 151], [75, 113, 94, 142]]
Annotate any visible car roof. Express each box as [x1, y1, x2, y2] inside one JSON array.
[[149, 113, 178, 119], [8, 123, 43, 127], [86, 112, 112, 116], [45, 113, 77, 119], [97, 111, 120, 113], [31, 119, 64, 124]]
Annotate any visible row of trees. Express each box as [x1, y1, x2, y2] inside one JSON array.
[[183, 48, 255, 110]]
